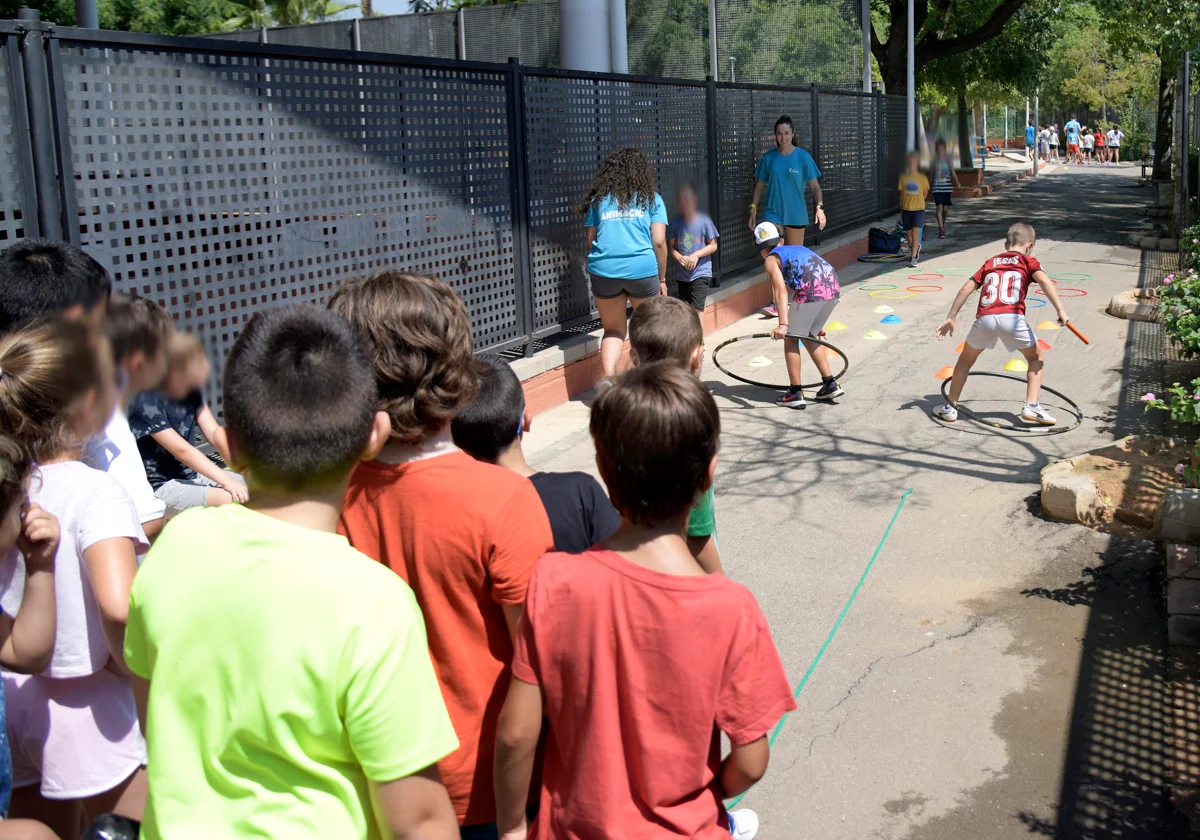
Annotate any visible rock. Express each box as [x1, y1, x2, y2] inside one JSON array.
[[1170, 579, 1200, 615], [1107, 289, 1161, 323], [1163, 488, 1200, 543], [1041, 471, 1103, 524]]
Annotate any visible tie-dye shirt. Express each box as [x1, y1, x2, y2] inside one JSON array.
[[769, 245, 840, 304]]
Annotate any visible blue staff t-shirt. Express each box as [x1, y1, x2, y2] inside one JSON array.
[[667, 213, 719, 283], [1025, 125, 1036, 146], [754, 147, 821, 228], [1065, 120, 1081, 143], [585, 193, 668, 281]]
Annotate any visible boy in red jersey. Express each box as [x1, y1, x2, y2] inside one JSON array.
[[933, 223, 1070, 425]]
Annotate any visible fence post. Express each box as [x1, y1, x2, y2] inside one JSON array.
[[810, 83, 821, 245], [5, 32, 39, 238], [705, 75, 721, 287], [876, 91, 886, 219], [505, 58, 536, 356], [44, 34, 79, 246], [16, 9, 62, 241]]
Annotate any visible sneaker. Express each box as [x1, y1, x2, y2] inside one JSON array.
[[728, 808, 760, 840], [814, 379, 844, 401], [1021, 403, 1056, 425], [761, 303, 778, 317], [908, 255, 918, 268], [932, 403, 958, 422], [776, 390, 806, 409], [938, 227, 947, 239]]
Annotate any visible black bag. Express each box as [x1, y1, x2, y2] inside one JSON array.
[[868, 227, 902, 254], [83, 814, 141, 840]]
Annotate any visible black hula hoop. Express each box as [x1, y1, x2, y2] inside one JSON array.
[[712, 334, 850, 391], [938, 372, 1083, 435]]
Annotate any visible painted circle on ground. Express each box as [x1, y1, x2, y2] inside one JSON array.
[[906, 285, 943, 292], [711, 333, 850, 391], [1049, 272, 1092, 281], [936, 372, 1083, 435], [1025, 297, 1047, 308], [907, 273, 945, 281], [859, 283, 898, 291], [868, 289, 919, 299], [1034, 287, 1087, 297], [937, 267, 973, 275]]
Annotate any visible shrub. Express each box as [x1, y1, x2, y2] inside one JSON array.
[[1182, 223, 1200, 273], [1142, 383, 1200, 486], [1161, 266, 1200, 356]]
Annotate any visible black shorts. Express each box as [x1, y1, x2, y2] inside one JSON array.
[[590, 274, 659, 300], [901, 209, 925, 231], [675, 275, 711, 311], [933, 192, 952, 207]]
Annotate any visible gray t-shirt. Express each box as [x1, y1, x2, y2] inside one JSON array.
[[667, 213, 719, 283]]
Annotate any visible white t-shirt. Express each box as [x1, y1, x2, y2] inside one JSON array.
[[1082, 134, 1094, 149], [83, 407, 166, 526], [0, 461, 147, 678], [1049, 130, 1059, 146], [1107, 129, 1123, 147]]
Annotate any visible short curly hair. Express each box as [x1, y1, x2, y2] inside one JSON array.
[[329, 271, 476, 446]]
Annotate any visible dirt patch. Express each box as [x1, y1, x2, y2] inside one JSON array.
[[1069, 437, 1191, 535]]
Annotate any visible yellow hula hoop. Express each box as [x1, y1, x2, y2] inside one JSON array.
[[868, 289, 918, 299]]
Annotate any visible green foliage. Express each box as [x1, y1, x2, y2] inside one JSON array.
[[1160, 265, 1200, 356], [1142, 379, 1200, 488], [101, 0, 237, 35], [626, 0, 708, 79], [1181, 223, 1200, 272]]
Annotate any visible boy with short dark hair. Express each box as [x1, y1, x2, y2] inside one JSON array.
[[667, 184, 720, 312], [124, 304, 461, 839], [332, 271, 554, 835], [84, 294, 173, 539], [628, 295, 722, 574], [452, 355, 620, 554], [493, 363, 796, 840], [0, 239, 111, 333]]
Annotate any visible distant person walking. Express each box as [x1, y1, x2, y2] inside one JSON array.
[[1025, 121, 1036, 159], [1065, 116, 1082, 164], [748, 115, 825, 247], [580, 147, 669, 384], [1107, 125, 1124, 164]]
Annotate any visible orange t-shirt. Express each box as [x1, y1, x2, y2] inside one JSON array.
[[339, 451, 554, 825]]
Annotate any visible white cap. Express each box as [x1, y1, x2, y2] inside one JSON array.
[[753, 221, 782, 247]]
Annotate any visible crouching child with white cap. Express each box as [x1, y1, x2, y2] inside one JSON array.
[[754, 221, 844, 409]]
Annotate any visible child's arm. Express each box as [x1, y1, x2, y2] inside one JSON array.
[[937, 279, 978, 339], [494, 677, 544, 840], [767, 261, 789, 341], [374, 767, 460, 840], [1033, 270, 1070, 325], [196, 403, 233, 466], [719, 736, 770, 800], [0, 504, 58, 674], [652, 222, 668, 294], [84, 536, 139, 671], [748, 182, 765, 230], [150, 428, 248, 502], [688, 535, 723, 575], [668, 237, 694, 272], [951, 166, 961, 189]]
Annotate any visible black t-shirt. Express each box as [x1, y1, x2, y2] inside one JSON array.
[[128, 389, 204, 488], [529, 471, 621, 554]]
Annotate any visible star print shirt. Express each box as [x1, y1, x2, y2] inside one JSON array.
[[128, 389, 205, 488]]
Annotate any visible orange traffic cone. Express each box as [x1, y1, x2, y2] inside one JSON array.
[[935, 365, 955, 379], [1037, 339, 1052, 351], [954, 341, 965, 353]]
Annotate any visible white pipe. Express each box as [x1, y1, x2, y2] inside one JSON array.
[[862, 0, 871, 93], [905, 0, 915, 149], [609, 0, 628, 74]]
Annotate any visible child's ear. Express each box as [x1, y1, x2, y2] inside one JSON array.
[[703, 453, 718, 492], [521, 411, 532, 435], [362, 411, 392, 461], [689, 345, 704, 374], [223, 429, 246, 473]]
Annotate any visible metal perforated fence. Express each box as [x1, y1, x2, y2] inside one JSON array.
[[2, 19, 904, 406]]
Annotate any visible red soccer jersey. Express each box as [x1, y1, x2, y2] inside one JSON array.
[[971, 251, 1043, 318]]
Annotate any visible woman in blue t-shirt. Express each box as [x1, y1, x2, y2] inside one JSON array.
[[579, 147, 669, 381], [748, 115, 825, 246]]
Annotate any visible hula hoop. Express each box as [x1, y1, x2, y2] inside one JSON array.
[[711, 334, 850, 391], [868, 289, 918, 299], [1050, 272, 1091, 281], [937, 372, 1083, 435], [858, 253, 909, 263], [1034, 287, 1087, 297], [859, 283, 897, 291], [906, 284, 944, 293], [907, 273, 944, 281], [1025, 297, 1047, 308]]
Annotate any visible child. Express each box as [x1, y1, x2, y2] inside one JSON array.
[[1094, 128, 1107, 164], [0, 240, 110, 334], [1049, 125, 1060, 162], [931, 139, 961, 239], [0, 320, 148, 838], [934, 223, 1070, 425], [0, 435, 62, 840], [667, 184, 720, 312], [128, 331, 246, 513], [332, 271, 554, 834], [451, 355, 620, 554], [493, 363, 796, 840], [1024, 121, 1036, 160], [753, 222, 843, 410], [628, 296, 723, 574], [124, 304, 460, 839], [1081, 127, 1094, 164], [898, 151, 929, 267], [83, 294, 172, 540]]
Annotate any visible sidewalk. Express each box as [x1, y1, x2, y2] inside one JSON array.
[[524, 165, 1178, 838]]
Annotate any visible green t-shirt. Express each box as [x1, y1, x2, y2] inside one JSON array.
[[687, 487, 716, 537], [125, 504, 459, 840]]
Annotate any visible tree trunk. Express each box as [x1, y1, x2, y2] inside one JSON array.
[[958, 91, 973, 169], [1154, 60, 1176, 182], [362, 0, 373, 15]]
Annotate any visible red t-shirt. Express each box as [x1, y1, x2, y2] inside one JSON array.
[[339, 451, 553, 825], [512, 549, 796, 839], [971, 251, 1043, 318]]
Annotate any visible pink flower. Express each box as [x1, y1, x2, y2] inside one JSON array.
[[1141, 393, 1156, 401], [1165, 278, 1172, 286], [1178, 463, 1187, 476]]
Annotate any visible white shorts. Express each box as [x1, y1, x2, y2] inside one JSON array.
[[786, 299, 839, 339], [5, 669, 146, 799], [966, 314, 1037, 352]]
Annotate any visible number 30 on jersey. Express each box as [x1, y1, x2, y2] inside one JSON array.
[[979, 270, 1023, 306]]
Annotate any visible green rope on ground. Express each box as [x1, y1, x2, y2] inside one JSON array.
[[724, 488, 914, 810]]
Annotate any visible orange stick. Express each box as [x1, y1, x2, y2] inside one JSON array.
[[1066, 322, 1090, 345]]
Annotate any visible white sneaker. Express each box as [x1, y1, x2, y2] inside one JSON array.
[[728, 808, 760, 840], [1021, 403, 1056, 425], [933, 403, 958, 422]]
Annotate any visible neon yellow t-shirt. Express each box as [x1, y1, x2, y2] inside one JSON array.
[[125, 504, 459, 840]]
